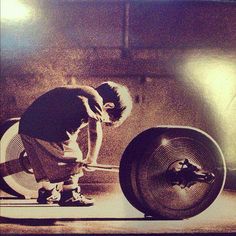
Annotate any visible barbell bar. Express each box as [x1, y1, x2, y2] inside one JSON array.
[[58, 161, 120, 172]]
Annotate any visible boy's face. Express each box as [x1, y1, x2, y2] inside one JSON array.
[[102, 102, 119, 127], [103, 114, 122, 128]]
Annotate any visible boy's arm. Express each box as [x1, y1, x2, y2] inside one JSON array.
[[84, 117, 103, 164]]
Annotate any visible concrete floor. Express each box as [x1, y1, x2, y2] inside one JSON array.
[[1, 183, 236, 235]]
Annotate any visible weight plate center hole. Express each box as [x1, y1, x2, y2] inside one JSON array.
[[166, 159, 215, 189]]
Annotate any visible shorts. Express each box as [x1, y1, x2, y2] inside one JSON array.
[[20, 134, 84, 183]]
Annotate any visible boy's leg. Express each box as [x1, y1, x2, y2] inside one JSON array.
[[41, 181, 58, 191], [59, 174, 94, 207], [20, 134, 62, 204], [62, 174, 81, 191], [20, 134, 48, 182], [20, 133, 92, 206]]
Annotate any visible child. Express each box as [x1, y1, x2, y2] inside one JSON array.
[[19, 81, 133, 206]]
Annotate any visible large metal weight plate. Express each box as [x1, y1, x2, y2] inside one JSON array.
[[119, 126, 226, 219], [119, 128, 162, 214], [0, 119, 38, 198]]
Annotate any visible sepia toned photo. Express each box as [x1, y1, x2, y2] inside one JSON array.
[[1, 0, 236, 235]]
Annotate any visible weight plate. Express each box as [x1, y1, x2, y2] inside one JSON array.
[[120, 126, 226, 219], [119, 128, 166, 216], [0, 119, 38, 198]]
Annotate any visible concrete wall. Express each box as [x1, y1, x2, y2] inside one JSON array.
[[1, 1, 236, 184]]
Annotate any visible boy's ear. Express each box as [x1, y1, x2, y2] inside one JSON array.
[[104, 102, 115, 109]]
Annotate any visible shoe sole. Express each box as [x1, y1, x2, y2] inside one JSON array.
[[58, 202, 94, 207]]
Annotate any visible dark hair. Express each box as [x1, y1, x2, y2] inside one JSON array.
[[96, 81, 132, 126]]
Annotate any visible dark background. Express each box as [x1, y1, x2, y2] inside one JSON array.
[[1, 0, 236, 187]]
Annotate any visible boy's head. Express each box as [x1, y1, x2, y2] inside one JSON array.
[[96, 81, 133, 127]]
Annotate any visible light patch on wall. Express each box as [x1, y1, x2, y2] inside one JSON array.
[[181, 53, 236, 115], [224, 96, 236, 165], [1, 0, 33, 22], [179, 51, 236, 163]]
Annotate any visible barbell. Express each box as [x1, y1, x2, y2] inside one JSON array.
[[0, 118, 226, 219]]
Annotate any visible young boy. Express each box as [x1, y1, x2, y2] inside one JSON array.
[[19, 81, 133, 206]]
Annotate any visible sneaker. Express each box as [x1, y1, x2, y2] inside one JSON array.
[[58, 188, 94, 207], [37, 187, 61, 204]]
